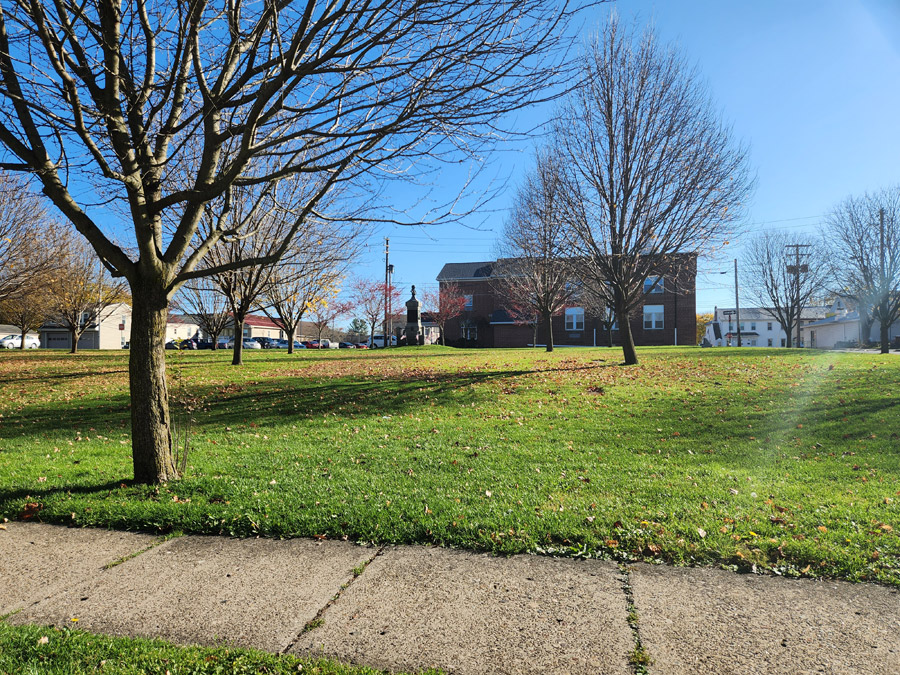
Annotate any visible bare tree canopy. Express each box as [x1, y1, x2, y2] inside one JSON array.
[[741, 231, 831, 348], [0, 171, 55, 302], [495, 147, 574, 352], [826, 187, 900, 353], [0, 0, 586, 482], [555, 18, 752, 364]]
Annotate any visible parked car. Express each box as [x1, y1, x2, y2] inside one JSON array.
[[122, 341, 130, 350], [226, 338, 262, 349], [367, 334, 397, 348], [320, 339, 339, 349], [303, 340, 320, 349], [1, 334, 40, 349], [218, 339, 231, 349], [293, 341, 306, 349], [195, 340, 216, 350], [355, 343, 369, 349], [339, 342, 356, 349], [164, 340, 180, 350], [256, 337, 277, 349]]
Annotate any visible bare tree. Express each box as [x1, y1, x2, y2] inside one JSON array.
[[741, 232, 831, 348], [0, 0, 586, 483], [263, 223, 359, 354], [0, 172, 56, 303], [265, 264, 347, 354], [826, 188, 900, 353], [176, 281, 231, 350], [309, 296, 352, 345], [351, 278, 402, 347], [422, 283, 467, 346], [555, 19, 752, 365], [48, 236, 129, 353], [495, 148, 574, 352]]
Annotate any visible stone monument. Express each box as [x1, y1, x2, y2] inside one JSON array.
[[404, 286, 424, 346]]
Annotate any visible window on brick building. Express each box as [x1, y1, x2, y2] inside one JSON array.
[[565, 307, 584, 331], [644, 276, 664, 294], [463, 294, 473, 310], [643, 305, 664, 330]]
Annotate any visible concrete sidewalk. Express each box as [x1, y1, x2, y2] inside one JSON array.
[[2, 523, 899, 674]]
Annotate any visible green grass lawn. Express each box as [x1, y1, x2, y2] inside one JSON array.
[[0, 623, 435, 674], [1, 345, 898, 585]]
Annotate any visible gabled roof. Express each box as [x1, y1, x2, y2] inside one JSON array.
[[243, 314, 283, 329], [436, 262, 495, 281]]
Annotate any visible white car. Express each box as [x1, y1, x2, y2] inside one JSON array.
[[367, 334, 397, 348], [227, 338, 262, 349], [1, 334, 39, 349]]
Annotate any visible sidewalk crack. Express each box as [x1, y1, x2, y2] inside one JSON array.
[[281, 544, 385, 654], [618, 563, 652, 674]]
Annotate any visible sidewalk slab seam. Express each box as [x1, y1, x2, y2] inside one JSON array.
[[292, 545, 633, 675], [10, 534, 375, 653]]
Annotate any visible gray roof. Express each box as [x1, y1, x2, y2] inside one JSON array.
[[436, 261, 495, 281], [804, 311, 860, 328]]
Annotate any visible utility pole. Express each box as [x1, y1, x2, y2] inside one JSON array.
[[734, 258, 742, 347], [785, 243, 811, 348], [384, 237, 389, 348]]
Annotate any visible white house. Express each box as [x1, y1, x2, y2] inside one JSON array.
[[800, 300, 900, 349], [704, 306, 829, 347], [40, 302, 132, 350]]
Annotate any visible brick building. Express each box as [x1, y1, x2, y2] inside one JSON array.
[[436, 255, 697, 348]]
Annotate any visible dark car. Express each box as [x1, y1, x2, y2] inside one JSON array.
[[196, 340, 216, 350], [164, 341, 180, 350], [256, 337, 277, 349], [339, 342, 356, 349]]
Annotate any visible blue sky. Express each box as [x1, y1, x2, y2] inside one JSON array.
[[353, 0, 900, 314]]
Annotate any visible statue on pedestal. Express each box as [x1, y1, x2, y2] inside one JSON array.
[[404, 286, 424, 346]]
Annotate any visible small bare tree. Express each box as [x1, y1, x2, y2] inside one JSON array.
[[48, 236, 129, 353], [826, 188, 900, 353], [422, 284, 468, 346], [741, 232, 831, 348], [351, 278, 402, 347], [0, 285, 52, 348], [176, 281, 231, 350], [0, 0, 588, 483], [556, 19, 752, 365], [494, 148, 574, 352]]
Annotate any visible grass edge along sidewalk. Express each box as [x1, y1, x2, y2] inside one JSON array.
[[0, 622, 440, 675]]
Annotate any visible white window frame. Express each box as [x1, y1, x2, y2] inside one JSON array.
[[643, 305, 664, 330], [767, 322, 773, 331], [565, 307, 584, 331], [644, 276, 664, 294]]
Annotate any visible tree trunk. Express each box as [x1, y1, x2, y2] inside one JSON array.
[[232, 318, 245, 365], [533, 320, 538, 348], [880, 320, 890, 354], [617, 304, 637, 364], [19, 327, 26, 350], [287, 325, 295, 354], [129, 283, 177, 484], [607, 324, 613, 348], [784, 324, 793, 348], [544, 311, 553, 352], [70, 326, 78, 354]]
